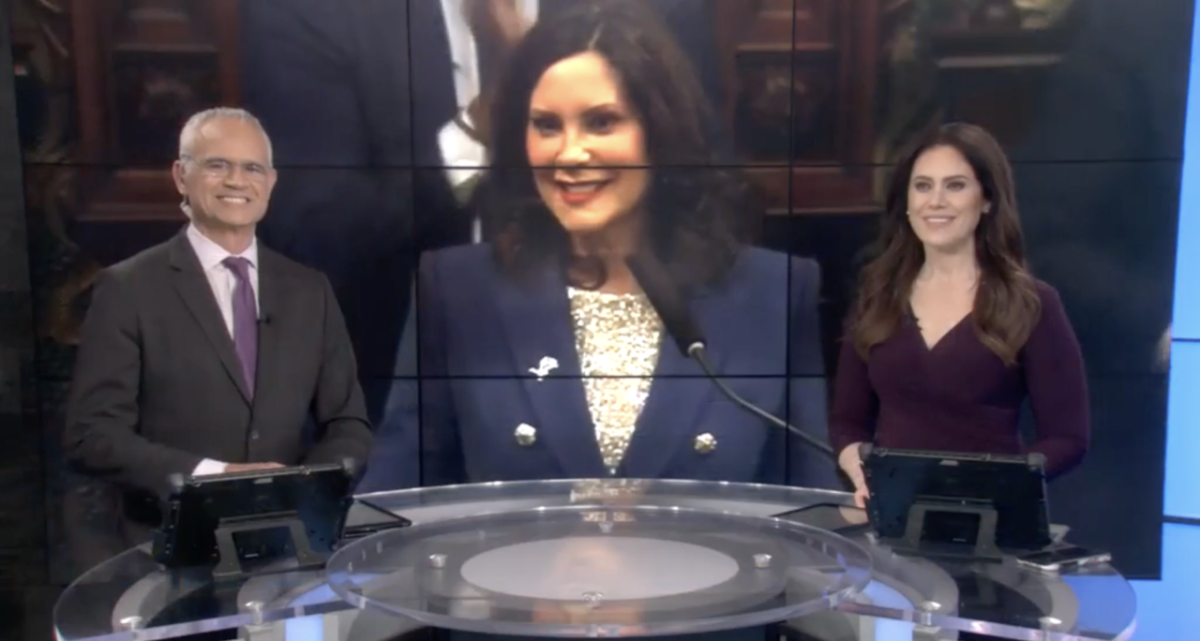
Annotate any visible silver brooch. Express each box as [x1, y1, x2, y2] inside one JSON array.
[[528, 356, 559, 381]]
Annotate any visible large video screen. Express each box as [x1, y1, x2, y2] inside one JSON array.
[[8, 0, 1188, 581]]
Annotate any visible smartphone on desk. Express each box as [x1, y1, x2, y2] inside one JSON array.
[[772, 503, 872, 536], [1015, 544, 1111, 572]]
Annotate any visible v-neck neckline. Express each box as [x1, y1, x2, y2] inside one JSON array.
[[913, 312, 971, 353]]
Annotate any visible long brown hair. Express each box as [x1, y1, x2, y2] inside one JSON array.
[[850, 123, 1041, 365]]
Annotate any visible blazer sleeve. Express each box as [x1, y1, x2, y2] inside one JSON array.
[[357, 253, 465, 492], [1021, 284, 1090, 477], [783, 257, 839, 488], [302, 274, 374, 468], [62, 270, 201, 496]]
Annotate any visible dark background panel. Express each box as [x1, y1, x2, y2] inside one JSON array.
[[1014, 160, 1178, 378], [1032, 374, 1168, 579], [997, 0, 1194, 164], [0, 1, 57, 638], [866, 0, 1193, 166]]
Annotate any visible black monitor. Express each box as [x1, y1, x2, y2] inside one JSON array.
[[152, 459, 357, 581], [860, 445, 1052, 560]]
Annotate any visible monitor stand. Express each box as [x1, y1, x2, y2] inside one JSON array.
[[212, 513, 327, 582], [887, 500, 1003, 561]]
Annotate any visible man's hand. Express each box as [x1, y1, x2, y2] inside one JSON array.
[[488, 0, 532, 48], [224, 462, 285, 473], [464, 0, 532, 50], [461, 0, 534, 147]]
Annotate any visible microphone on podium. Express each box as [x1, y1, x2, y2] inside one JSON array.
[[625, 252, 834, 457]]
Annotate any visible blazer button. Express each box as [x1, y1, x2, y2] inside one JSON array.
[[694, 433, 717, 454], [514, 423, 537, 447], [250, 431, 260, 441]]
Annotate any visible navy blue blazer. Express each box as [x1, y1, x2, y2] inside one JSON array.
[[357, 244, 837, 492]]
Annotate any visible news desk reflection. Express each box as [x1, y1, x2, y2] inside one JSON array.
[[351, 0, 834, 493]]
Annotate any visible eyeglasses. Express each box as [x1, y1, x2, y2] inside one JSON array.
[[181, 155, 270, 181]]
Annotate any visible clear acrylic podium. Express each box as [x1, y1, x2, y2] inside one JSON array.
[[53, 479, 1139, 641], [327, 504, 872, 637]]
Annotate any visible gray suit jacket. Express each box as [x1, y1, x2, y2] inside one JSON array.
[[63, 227, 373, 535]]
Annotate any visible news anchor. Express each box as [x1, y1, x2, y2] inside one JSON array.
[[358, 0, 835, 492], [830, 123, 1090, 506], [63, 108, 373, 558]]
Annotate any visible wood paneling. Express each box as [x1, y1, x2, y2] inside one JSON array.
[[718, 0, 880, 214], [68, 0, 240, 224]]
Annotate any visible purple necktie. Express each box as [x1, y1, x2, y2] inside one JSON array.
[[222, 256, 258, 396]]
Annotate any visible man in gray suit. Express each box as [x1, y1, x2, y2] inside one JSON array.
[[63, 107, 373, 551]]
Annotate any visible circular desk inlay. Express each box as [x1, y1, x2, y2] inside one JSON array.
[[459, 536, 740, 601]]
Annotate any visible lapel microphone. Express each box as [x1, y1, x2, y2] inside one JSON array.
[[624, 252, 834, 457]]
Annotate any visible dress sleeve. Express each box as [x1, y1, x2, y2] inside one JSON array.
[[828, 326, 878, 456], [1022, 283, 1090, 477]]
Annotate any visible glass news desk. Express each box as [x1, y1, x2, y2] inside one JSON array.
[[53, 479, 1137, 641]]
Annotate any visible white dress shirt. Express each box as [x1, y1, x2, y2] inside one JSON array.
[[184, 223, 260, 476], [437, 0, 538, 241]]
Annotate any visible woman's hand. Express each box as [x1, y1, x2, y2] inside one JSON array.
[[837, 442, 870, 508]]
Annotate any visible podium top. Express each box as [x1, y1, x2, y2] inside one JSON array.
[[328, 503, 873, 638], [54, 478, 1137, 641]]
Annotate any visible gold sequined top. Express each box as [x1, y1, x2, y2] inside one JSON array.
[[567, 287, 663, 473]]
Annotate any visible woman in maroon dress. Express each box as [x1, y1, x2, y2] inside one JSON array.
[[832, 123, 1090, 506]]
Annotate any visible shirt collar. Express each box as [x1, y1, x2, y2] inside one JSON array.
[[186, 223, 258, 273]]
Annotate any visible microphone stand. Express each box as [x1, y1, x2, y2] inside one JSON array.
[[685, 342, 834, 456]]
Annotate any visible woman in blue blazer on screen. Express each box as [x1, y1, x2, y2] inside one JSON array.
[[359, 0, 835, 492]]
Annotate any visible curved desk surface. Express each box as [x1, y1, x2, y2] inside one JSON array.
[[53, 479, 1136, 641]]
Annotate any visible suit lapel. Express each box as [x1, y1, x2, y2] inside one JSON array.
[[492, 271, 607, 477], [621, 292, 727, 478], [167, 232, 252, 403]]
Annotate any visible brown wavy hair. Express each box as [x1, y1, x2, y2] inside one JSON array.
[[850, 123, 1041, 365]]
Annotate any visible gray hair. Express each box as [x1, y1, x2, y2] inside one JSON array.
[[178, 107, 274, 168]]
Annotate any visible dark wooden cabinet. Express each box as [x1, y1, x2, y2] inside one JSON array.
[[69, 0, 241, 223], [716, 0, 880, 215]]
